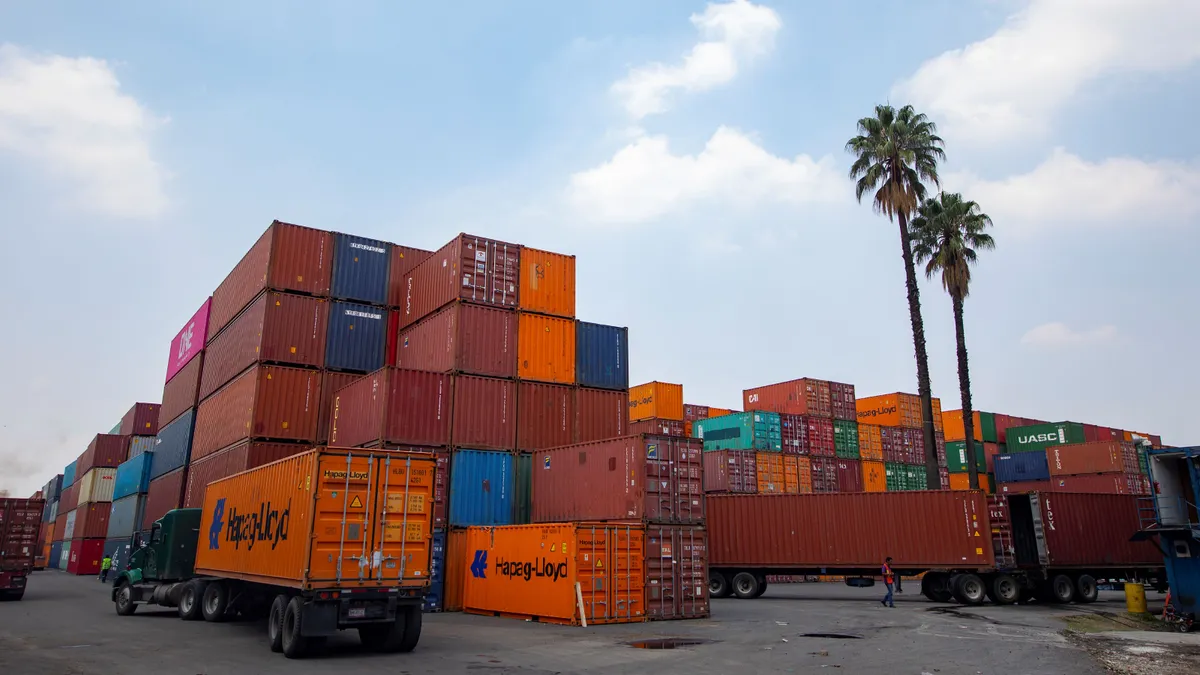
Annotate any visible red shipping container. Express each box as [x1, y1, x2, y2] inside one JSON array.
[[836, 459, 862, 493], [71, 503, 111, 539], [532, 435, 704, 524], [66, 538, 104, 575], [208, 221, 333, 338], [328, 367, 450, 448], [79, 434, 129, 475], [994, 414, 1014, 443], [938, 466, 950, 490], [645, 525, 709, 620], [387, 245, 433, 308], [743, 378, 831, 417], [516, 381, 575, 451], [575, 387, 628, 443], [1, 498, 41, 564], [1049, 473, 1149, 495], [396, 302, 517, 378], [160, 352, 204, 428], [1047, 440, 1140, 476], [805, 416, 835, 457], [628, 418, 686, 437], [935, 432, 947, 467], [1149, 434, 1162, 448], [141, 467, 187, 530], [682, 404, 710, 422], [119, 402, 161, 437], [318, 371, 361, 443], [780, 414, 807, 455], [995, 480, 1052, 494], [829, 381, 856, 422], [191, 364, 322, 460], [451, 374, 516, 450], [810, 457, 838, 493], [54, 512, 68, 542], [199, 291, 330, 399], [58, 483, 79, 514], [902, 427, 927, 465], [983, 442, 1001, 473], [1016, 492, 1160, 565], [703, 450, 757, 493], [400, 234, 521, 327], [183, 440, 310, 508]]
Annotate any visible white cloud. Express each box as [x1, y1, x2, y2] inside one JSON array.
[[0, 44, 168, 218], [893, 0, 1200, 143], [948, 148, 1200, 230], [612, 0, 781, 119], [1021, 322, 1117, 348], [566, 126, 841, 224]]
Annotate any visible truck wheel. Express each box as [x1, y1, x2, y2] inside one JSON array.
[[282, 596, 309, 659], [397, 605, 422, 653], [1074, 575, 1098, 604], [268, 595, 287, 653], [752, 576, 768, 598], [1049, 575, 1075, 603], [922, 573, 953, 603], [989, 574, 1020, 605], [709, 571, 732, 599], [202, 582, 230, 622], [952, 574, 986, 605], [178, 582, 204, 621], [115, 582, 137, 615], [732, 572, 761, 599]]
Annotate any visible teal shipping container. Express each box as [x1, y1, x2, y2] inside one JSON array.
[[695, 412, 782, 451], [112, 452, 155, 501], [833, 420, 860, 459], [945, 441, 986, 474], [1006, 422, 1086, 454]]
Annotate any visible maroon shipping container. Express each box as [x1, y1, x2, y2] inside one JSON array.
[[743, 378, 832, 417], [996, 480, 1052, 494], [983, 442, 1001, 473], [882, 427, 920, 464], [708, 492, 995, 568], [54, 512, 68, 542], [828, 381, 856, 422], [432, 450, 449, 530], [396, 302, 516, 378], [574, 387, 628, 443], [810, 457, 838, 493], [703, 450, 757, 493], [1049, 473, 1149, 495], [532, 435, 704, 524], [318, 371, 361, 443], [1, 498, 42, 566], [682, 404, 710, 422], [387, 245, 433, 308], [329, 367, 450, 448], [71, 503, 111, 539], [200, 291, 330, 399], [628, 418, 686, 437], [66, 538, 104, 576], [183, 440, 310, 508], [994, 414, 1014, 443], [451, 374, 516, 450], [141, 467, 187, 530], [1009, 492, 1161, 566], [79, 434, 129, 475], [119, 402, 161, 437], [516, 381, 574, 451], [191, 364, 322, 461], [1047, 441, 1139, 476], [160, 352, 204, 428], [645, 524, 709, 620], [903, 427, 926, 465], [805, 416, 835, 457], [780, 414, 806, 455], [938, 466, 950, 490], [208, 221, 333, 338], [836, 459, 862, 493], [400, 234, 521, 327], [59, 483, 79, 514], [935, 432, 947, 467]]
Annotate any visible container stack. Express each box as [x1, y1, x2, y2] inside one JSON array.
[[37, 475, 62, 568], [61, 431, 133, 574], [855, 392, 948, 491], [994, 423, 1150, 495]]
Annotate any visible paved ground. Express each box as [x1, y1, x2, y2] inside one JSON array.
[[0, 571, 1171, 674]]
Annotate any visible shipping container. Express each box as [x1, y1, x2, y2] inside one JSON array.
[[317, 370, 361, 443], [149, 409, 195, 480], [1046, 440, 1140, 476], [858, 424, 883, 461], [574, 387, 628, 443], [63, 460, 77, 488], [424, 530, 446, 612], [443, 528, 467, 612], [995, 480, 1053, 494], [42, 475, 63, 503], [708, 407, 737, 418], [141, 467, 187, 530], [829, 381, 856, 421], [755, 452, 785, 493], [695, 412, 782, 452], [856, 393, 922, 428], [63, 509, 77, 540], [948, 473, 990, 491], [982, 442, 1001, 473], [77, 468, 117, 505], [1006, 421, 1087, 454], [433, 452, 449, 529], [515, 381, 574, 451], [786, 455, 811, 494], [119, 403, 161, 437], [885, 462, 927, 491], [127, 436, 156, 459], [628, 382, 683, 422], [931, 398, 944, 434], [161, 351, 204, 428], [164, 298, 211, 382], [387, 245, 433, 308], [61, 481, 81, 513], [105, 494, 146, 540], [518, 248, 575, 318], [396, 302, 517, 378], [861, 460, 887, 492], [645, 524, 709, 620], [79, 434, 129, 475], [836, 459, 862, 493], [182, 440, 311, 509], [516, 313, 575, 384], [810, 457, 838, 493], [514, 453, 532, 525], [448, 449, 514, 527], [946, 440, 986, 473], [329, 367, 450, 448], [66, 538, 104, 575], [628, 418, 686, 437], [401, 234, 521, 327], [451, 375, 516, 450], [191, 364, 322, 460], [325, 301, 388, 373], [1001, 492, 1160, 567], [575, 322, 628, 391], [833, 420, 859, 459], [1, 497, 41, 572], [533, 435, 704, 524], [743, 378, 832, 417], [780, 414, 806, 455], [805, 416, 835, 457], [104, 538, 131, 572], [943, 410, 1000, 443], [112, 453, 154, 501], [200, 291, 330, 399], [703, 450, 757, 493], [58, 540, 71, 570], [683, 404, 710, 422], [49, 541, 63, 570], [330, 233, 391, 305], [72, 503, 112, 540], [1049, 473, 1150, 495], [462, 523, 645, 625], [994, 413, 1015, 443], [208, 221, 333, 338], [993, 452, 1051, 484]]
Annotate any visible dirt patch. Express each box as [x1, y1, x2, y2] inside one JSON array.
[[1064, 614, 1200, 674], [1062, 612, 1169, 634]]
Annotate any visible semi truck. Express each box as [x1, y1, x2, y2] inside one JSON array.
[[1, 497, 45, 601], [707, 491, 1164, 605], [111, 447, 436, 658]]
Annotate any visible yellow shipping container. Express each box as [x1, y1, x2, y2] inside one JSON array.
[[628, 382, 684, 422], [517, 313, 576, 384]]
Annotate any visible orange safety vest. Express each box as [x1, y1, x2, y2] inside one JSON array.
[[882, 564, 894, 584]]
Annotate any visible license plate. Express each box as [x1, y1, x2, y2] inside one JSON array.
[[348, 608, 366, 619]]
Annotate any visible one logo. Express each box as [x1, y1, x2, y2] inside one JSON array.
[[209, 498, 226, 550], [470, 550, 489, 578]]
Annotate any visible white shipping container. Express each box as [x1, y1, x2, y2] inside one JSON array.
[[77, 467, 118, 505], [63, 509, 77, 540]]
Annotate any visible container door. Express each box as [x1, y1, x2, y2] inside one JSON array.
[[311, 452, 377, 582], [575, 523, 644, 624], [371, 453, 434, 584]]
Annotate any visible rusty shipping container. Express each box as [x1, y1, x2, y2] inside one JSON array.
[[518, 248, 575, 318], [829, 381, 856, 421], [160, 352, 204, 428], [182, 440, 310, 509], [396, 302, 516, 378], [191, 364, 322, 460], [119, 402, 161, 437], [387, 245, 433, 308], [516, 381, 575, 451], [1001, 492, 1161, 567], [645, 524, 709, 620], [1047, 441, 1140, 476], [79, 434, 129, 475], [208, 221, 333, 338], [836, 459, 862, 493], [1049, 473, 1149, 495], [744, 378, 832, 418], [780, 414, 806, 454], [810, 457, 838, 493], [329, 367, 450, 448], [708, 492, 994, 568], [199, 291, 330, 399], [401, 234, 521, 327], [317, 370, 361, 443], [451, 374, 516, 450], [532, 435, 703, 524], [858, 423, 883, 461], [628, 382, 684, 422], [575, 387, 628, 443], [140, 467, 187, 530], [194, 447, 436, 590], [517, 313, 575, 384], [805, 416, 835, 457], [702, 450, 757, 493], [628, 418, 686, 437]]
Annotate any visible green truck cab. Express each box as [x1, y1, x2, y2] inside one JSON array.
[[111, 509, 204, 614]]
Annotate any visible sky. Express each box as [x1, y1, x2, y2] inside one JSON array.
[[2, 0, 1198, 495]]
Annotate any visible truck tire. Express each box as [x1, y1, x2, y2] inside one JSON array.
[[268, 595, 287, 653], [1074, 575, 1098, 604], [952, 574, 986, 605], [709, 571, 732, 599], [0, 589, 24, 601], [397, 605, 422, 653], [115, 582, 137, 615], [1049, 575, 1075, 603], [282, 596, 309, 659], [732, 572, 761, 599], [921, 573, 953, 603], [989, 574, 1020, 605], [202, 582, 230, 622], [752, 575, 768, 598], [178, 582, 204, 621]]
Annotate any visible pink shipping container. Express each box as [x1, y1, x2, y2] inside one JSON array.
[[317, 371, 361, 444], [400, 234, 521, 327], [387, 245, 433, 308], [395, 302, 516, 378], [703, 450, 757, 493], [805, 416, 835, 457], [119, 403, 161, 437], [780, 414, 806, 455], [836, 459, 862, 493], [574, 387, 628, 443], [160, 352, 204, 428], [451, 374, 516, 450], [79, 434, 129, 475], [190, 364, 322, 461], [141, 467, 187, 530], [183, 440, 310, 508], [628, 418, 686, 437], [810, 457, 838, 493], [516, 381, 574, 451], [329, 367, 450, 448], [829, 381, 856, 422], [208, 221, 333, 338], [532, 435, 704, 524], [164, 298, 211, 382], [1046, 441, 1140, 476], [743, 378, 832, 417], [1049, 473, 1149, 495]]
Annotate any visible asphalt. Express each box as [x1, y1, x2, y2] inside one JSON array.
[[0, 571, 1167, 674]]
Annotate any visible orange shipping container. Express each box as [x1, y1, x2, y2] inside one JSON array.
[[794, 456, 813, 493], [858, 423, 883, 461], [948, 472, 990, 492], [855, 393, 929, 429], [517, 313, 576, 384], [195, 447, 435, 591], [931, 398, 943, 433], [518, 248, 576, 318], [463, 522, 645, 625], [782, 455, 804, 494], [628, 382, 684, 422], [862, 460, 887, 492], [942, 410, 982, 442], [707, 407, 735, 419], [755, 452, 783, 494], [443, 528, 468, 612]]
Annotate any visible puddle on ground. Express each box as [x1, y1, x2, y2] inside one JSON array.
[[627, 638, 716, 649], [799, 633, 864, 639]]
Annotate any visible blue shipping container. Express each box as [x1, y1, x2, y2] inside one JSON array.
[[331, 233, 391, 305], [575, 322, 629, 391], [449, 449, 514, 527], [43, 474, 63, 502], [424, 530, 446, 613], [112, 453, 154, 501], [993, 452, 1051, 484], [49, 541, 63, 570], [127, 436, 156, 459], [150, 409, 194, 480], [63, 460, 77, 488], [105, 494, 147, 540], [325, 301, 387, 373]]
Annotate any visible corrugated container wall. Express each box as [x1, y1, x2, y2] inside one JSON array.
[[63, 461, 77, 488], [77, 468, 117, 505], [183, 441, 310, 509], [164, 298, 211, 383], [387, 245, 432, 308], [574, 387, 628, 443], [112, 453, 154, 501], [72, 503, 112, 539], [1006, 422, 1087, 454], [105, 494, 146, 540], [149, 410, 195, 480], [1046, 441, 1140, 476], [325, 301, 387, 373], [1049, 474, 1149, 495], [517, 313, 576, 384], [443, 527, 468, 612], [829, 381, 856, 421], [744, 378, 832, 418], [574, 322, 628, 391], [396, 302, 516, 378], [402, 234, 521, 327], [646, 524, 710, 620], [160, 352, 204, 428], [190, 365, 321, 460], [79, 434, 129, 475], [330, 233, 391, 305], [628, 382, 684, 422], [127, 436, 156, 459], [518, 248, 575, 318], [448, 450, 514, 527], [66, 538, 104, 576], [318, 371, 361, 444], [119, 403, 161, 437], [1018, 493, 1161, 566], [704, 451, 757, 493], [329, 367, 450, 448], [628, 418, 686, 437], [694, 412, 782, 451], [855, 393, 922, 428], [993, 453, 1051, 483], [516, 381, 575, 451], [451, 375, 516, 450]]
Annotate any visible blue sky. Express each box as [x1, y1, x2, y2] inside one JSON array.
[[2, 0, 1197, 494]]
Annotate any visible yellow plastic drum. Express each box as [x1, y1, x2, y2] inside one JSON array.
[[1124, 582, 1148, 614]]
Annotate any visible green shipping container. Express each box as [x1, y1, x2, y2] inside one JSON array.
[[1005, 421, 1086, 454], [833, 420, 860, 459], [979, 412, 997, 443], [945, 440, 987, 473], [514, 453, 532, 525], [885, 462, 928, 491], [695, 411, 782, 451]]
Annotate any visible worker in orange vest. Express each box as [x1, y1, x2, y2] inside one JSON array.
[[881, 557, 895, 608]]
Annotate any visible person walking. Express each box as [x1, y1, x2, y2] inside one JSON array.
[[881, 557, 895, 608], [99, 555, 112, 583]]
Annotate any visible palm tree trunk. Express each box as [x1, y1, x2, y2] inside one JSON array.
[[953, 293, 980, 490], [897, 210, 939, 487]]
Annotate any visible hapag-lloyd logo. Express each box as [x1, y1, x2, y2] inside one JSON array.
[[857, 405, 897, 419]]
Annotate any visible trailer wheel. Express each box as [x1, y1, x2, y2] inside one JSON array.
[[752, 575, 768, 598], [921, 573, 953, 603], [709, 571, 732, 599], [178, 582, 204, 621], [282, 596, 309, 659], [732, 572, 761, 599], [952, 574, 986, 605], [1074, 575, 1098, 604], [202, 582, 230, 622], [1, 589, 25, 601], [397, 605, 422, 653], [115, 582, 137, 615], [989, 574, 1020, 605], [268, 595, 287, 653], [1047, 575, 1075, 603]]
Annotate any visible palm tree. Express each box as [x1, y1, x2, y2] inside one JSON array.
[[910, 192, 995, 490], [847, 105, 946, 486]]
